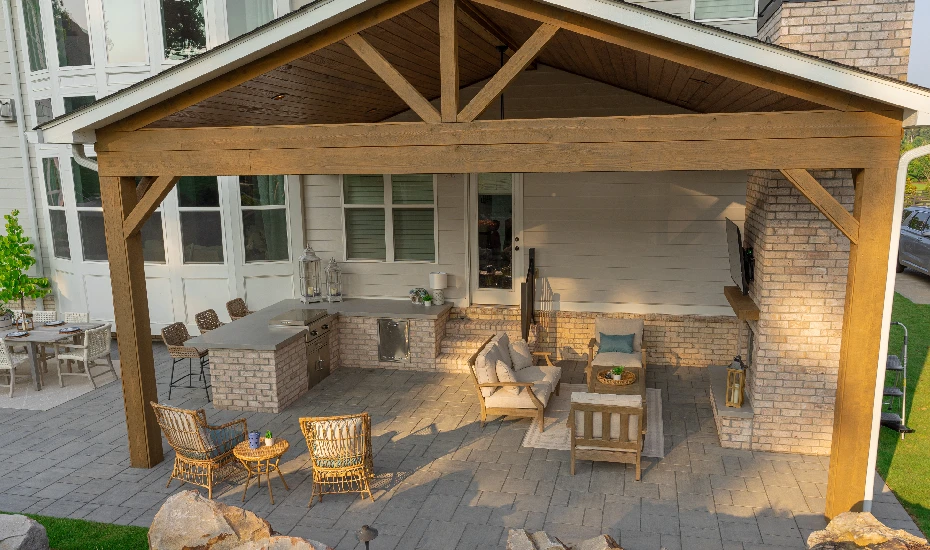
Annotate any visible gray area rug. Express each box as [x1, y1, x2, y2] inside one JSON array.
[[0, 359, 120, 411], [522, 384, 665, 458]]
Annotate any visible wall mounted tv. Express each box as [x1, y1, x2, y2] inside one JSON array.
[[726, 218, 753, 295]]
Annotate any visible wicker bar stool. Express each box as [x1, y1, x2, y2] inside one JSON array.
[[226, 298, 253, 321], [161, 322, 210, 401], [195, 309, 225, 335]]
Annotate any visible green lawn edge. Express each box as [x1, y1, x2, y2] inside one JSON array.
[[878, 293, 930, 536], [0, 511, 148, 550]]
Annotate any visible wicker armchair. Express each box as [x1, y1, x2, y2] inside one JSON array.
[[226, 298, 253, 321], [161, 322, 210, 401], [195, 309, 225, 334], [300, 413, 374, 506], [151, 402, 247, 498], [55, 324, 117, 389], [0, 339, 31, 397]]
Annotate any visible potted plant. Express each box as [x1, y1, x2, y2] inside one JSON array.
[[422, 293, 433, 307], [610, 366, 625, 380], [0, 210, 50, 331], [264, 430, 274, 446]]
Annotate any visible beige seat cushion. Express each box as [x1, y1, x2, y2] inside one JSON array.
[[592, 351, 643, 369], [484, 382, 552, 409], [514, 365, 561, 391], [595, 318, 644, 352], [570, 392, 642, 444]]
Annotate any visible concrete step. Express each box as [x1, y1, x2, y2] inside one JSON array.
[[440, 334, 492, 355], [435, 352, 472, 373]]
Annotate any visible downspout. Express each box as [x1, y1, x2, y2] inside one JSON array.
[[70, 143, 98, 171], [2, 0, 45, 308], [864, 143, 930, 512]]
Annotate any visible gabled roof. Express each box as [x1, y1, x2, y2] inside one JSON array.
[[38, 0, 930, 144]]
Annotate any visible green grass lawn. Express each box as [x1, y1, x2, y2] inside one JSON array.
[[0, 512, 148, 550], [878, 293, 930, 535]]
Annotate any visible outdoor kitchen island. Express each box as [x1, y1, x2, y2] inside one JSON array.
[[188, 298, 451, 413]]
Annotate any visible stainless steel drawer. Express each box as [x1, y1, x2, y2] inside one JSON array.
[[378, 318, 409, 362]]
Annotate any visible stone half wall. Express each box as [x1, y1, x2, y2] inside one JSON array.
[[210, 337, 308, 413], [757, 0, 914, 81], [743, 169, 852, 455], [338, 309, 450, 371]]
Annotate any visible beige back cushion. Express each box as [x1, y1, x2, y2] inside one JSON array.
[[496, 333, 513, 368], [313, 416, 365, 458], [595, 318, 644, 352], [475, 342, 502, 398]]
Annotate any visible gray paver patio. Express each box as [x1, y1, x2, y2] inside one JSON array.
[[0, 343, 921, 550]]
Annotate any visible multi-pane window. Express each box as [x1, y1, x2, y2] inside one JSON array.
[[52, 0, 93, 67], [73, 160, 165, 262], [178, 176, 224, 263], [161, 0, 206, 61], [22, 0, 47, 71], [63, 95, 95, 114], [226, 0, 274, 40], [35, 99, 53, 125], [42, 158, 70, 259], [693, 0, 756, 19], [102, 0, 147, 64], [240, 175, 288, 262], [342, 174, 436, 262]]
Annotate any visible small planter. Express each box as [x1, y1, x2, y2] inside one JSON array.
[[265, 437, 274, 447], [248, 431, 261, 449], [423, 300, 432, 307], [611, 373, 625, 380]]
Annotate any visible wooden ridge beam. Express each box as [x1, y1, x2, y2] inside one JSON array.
[[97, 111, 902, 153], [344, 33, 441, 123], [457, 22, 559, 122], [440, 0, 459, 122], [781, 168, 860, 244], [469, 0, 900, 117], [102, 0, 430, 134], [123, 175, 180, 238]]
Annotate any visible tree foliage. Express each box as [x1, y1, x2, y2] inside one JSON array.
[[902, 128, 930, 183], [0, 210, 50, 320]]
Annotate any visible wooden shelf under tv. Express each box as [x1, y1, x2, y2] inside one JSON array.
[[724, 286, 760, 321]]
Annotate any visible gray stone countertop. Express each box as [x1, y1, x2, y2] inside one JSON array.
[[187, 298, 452, 351]]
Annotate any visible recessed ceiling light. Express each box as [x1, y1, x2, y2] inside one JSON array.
[[272, 93, 287, 100]]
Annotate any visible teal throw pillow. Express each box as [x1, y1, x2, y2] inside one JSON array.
[[600, 333, 634, 354]]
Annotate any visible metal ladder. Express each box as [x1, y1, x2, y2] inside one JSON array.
[[880, 322, 914, 438]]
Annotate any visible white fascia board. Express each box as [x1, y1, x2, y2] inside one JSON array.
[[537, 0, 930, 127], [39, 0, 392, 144]]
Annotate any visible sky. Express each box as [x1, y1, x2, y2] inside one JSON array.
[[911, 0, 930, 87]]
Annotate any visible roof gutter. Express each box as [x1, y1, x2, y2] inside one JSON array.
[[2, 0, 45, 291]]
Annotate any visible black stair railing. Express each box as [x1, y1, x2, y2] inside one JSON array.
[[521, 248, 536, 341]]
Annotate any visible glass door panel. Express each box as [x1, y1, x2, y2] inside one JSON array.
[[471, 173, 523, 305]]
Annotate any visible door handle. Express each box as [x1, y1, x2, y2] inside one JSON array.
[[515, 246, 520, 251]]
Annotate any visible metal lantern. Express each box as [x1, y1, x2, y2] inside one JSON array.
[[726, 355, 746, 408], [325, 257, 343, 303], [298, 246, 323, 303]]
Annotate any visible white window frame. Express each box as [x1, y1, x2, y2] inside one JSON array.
[[237, 174, 292, 264], [340, 174, 439, 264], [39, 156, 71, 260], [690, 0, 759, 23], [177, 176, 226, 265]]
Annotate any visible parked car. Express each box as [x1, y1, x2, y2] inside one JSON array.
[[898, 206, 930, 273]]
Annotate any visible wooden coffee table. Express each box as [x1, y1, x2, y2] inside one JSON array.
[[233, 439, 290, 504]]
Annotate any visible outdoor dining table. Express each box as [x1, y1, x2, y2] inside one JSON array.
[[3, 322, 104, 391]]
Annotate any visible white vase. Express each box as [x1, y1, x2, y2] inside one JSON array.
[[264, 438, 273, 446], [424, 300, 432, 307]]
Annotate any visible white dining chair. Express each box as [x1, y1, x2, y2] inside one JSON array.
[[55, 324, 118, 389], [62, 312, 89, 323], [31, 310, 59, 373], [0, 339, 31, 397]]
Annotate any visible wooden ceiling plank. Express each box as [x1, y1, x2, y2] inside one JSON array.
[[457, 22, 560, 122], [459, 0, 523, 54], [694, 78, 742, 112], [667, 65, 694, 102], [647, 56, 665, 99], [398, 5, 498, 77], [344, 33, 442, 123]]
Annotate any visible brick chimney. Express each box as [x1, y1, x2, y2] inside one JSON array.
[[757, 0, 915, 81]]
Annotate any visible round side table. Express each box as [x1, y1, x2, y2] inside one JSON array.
[[233, 439, 290, 504]]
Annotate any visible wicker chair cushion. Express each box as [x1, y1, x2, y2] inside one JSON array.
[[178, 426, 244, 460], [312, 454, 364, 469], [595, 318, 644, 352], [310, 416, 366, 469]]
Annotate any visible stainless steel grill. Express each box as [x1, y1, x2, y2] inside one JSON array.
[[269, 309, 335, 389]]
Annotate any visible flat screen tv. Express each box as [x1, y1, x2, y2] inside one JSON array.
[[726, 218, 748, 295]]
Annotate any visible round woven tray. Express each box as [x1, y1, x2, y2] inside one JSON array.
[[596, 369, 637, 386], [234, 438, 289, 461]]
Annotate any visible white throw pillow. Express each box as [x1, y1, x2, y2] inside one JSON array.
[[509, 338, 534, 370], [496, 359, 521, 395], [497, 333, 513, 367], [474, 348, 499, 398]]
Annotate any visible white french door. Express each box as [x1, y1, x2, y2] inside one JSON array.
[[469, 173, 524, 305]]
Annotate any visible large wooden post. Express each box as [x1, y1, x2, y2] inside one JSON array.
[[825, 165, 899, 518], [100, 175, 164, 468]]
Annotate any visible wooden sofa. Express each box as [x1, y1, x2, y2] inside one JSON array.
[[468, 332, 560, 432]]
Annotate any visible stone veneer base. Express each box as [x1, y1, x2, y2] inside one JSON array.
[[210, 337, 308, 413]]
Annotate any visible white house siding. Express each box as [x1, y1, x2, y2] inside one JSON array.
[[313, 66, 747, 314]]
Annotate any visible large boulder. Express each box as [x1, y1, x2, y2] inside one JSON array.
[[0, 515, 49, 550], [807, 512, 930, 550], [148, 491, 331, 550], [507, 529, 622, 550]]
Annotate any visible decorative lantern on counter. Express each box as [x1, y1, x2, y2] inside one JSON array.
[[299, 246, 323, 303], [726, 355, 746, 408], [325, 257, 343, 303], [429, 272, 448, 306]]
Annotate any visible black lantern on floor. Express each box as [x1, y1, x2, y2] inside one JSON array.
[[357, 525, 378, 549]]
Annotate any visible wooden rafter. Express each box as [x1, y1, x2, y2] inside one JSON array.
[[134, 176, 156, 200], [780, 169, 860, 244], [458, 0, 522, 54], [123, 175, 180, 238], [439, 0, 459, 122], [457, 22, 559, 122], [469, 0, 899, 117], [344, 33, 441, 123]]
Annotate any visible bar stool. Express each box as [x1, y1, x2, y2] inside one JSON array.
[[195, 309, 224, 335], [161, 322, 210, 401], [226, 298, 253, 321]]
